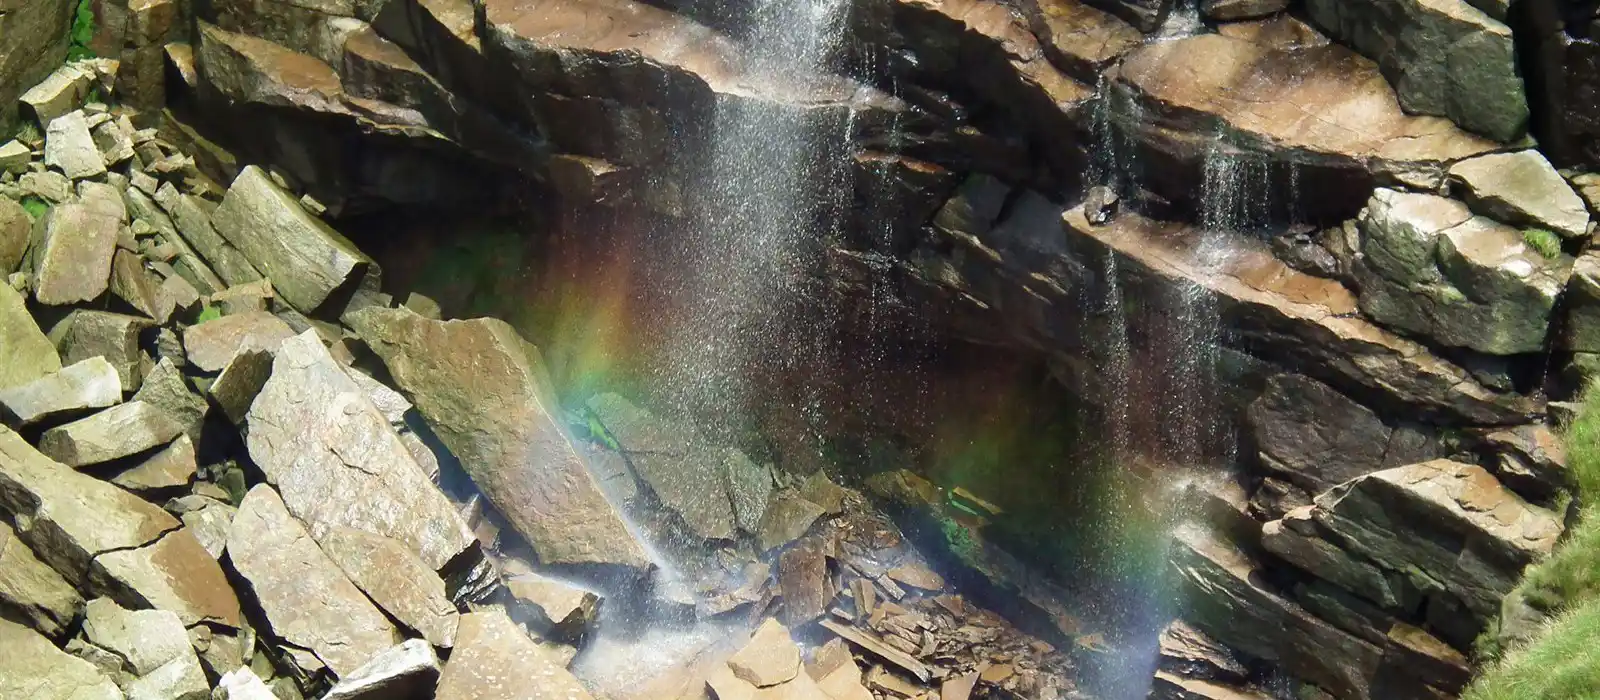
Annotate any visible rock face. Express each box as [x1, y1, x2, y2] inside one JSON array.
[[0, 617, 122, 700], [1352, 189, 1571, 355], [212, 166, 376, 315], [1247, 374, 1436, 493], [227, 485, 401, 679], [346, 309, 650, 572], [244, 331, 475, 571], [1305, 0, 1525, 142], [585, 392, 740, 541], [435, 610, 594, 700], [1446, 150, 1592, 240]]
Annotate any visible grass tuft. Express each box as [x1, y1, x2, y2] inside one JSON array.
[[1523, 228, 1563, 259], [19, 196, 49, 220], [1464, 601, 1600, 700]]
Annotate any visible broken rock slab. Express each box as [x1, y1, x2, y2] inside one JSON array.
[[0, 357, 123, 428], [133, 358, 208, 441], [1448, 150, 1592, 240], [586, 392, 737, 541], [90, 526, 244, 629], [181, 310, 295, 373], [44, 111, 108, 180], [505, 572, 600, 644], [32, 187, 123, 306], [728, 618, 801, 687], [323, 639, 440, 700], [227, 485, 401, 679], [212, 165, 375, 315], [38, 401, 183, 468], [110, 435, 197, 495], [0, 617, 122, 700], [0, 284, 60, 390], [319, 526, 460, 649], [207, 346, 273, 424], [0, 520, 82, 639], [346, 308, 650, 573], [168, 494, 235, 560], [20, 65, 94, 126], [757, 494, 828, 552], [245, 331, 476, 571], [436, 609, 595, 700], [50, 310, 151, 393], [81, 597, 195, 676]]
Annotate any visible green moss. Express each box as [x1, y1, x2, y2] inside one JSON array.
[[66, 0, 96, 61], [1465, 601, 1600, 700], [20, 196, 49, 220], [1523, 229, 1563, 259], [938, 514, 981, 566], [196, 303, 222, 324]]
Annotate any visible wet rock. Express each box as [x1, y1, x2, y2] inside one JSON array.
[[320, 526, 460, 649], [1246, 374, 1436, 492], [1019, 0, 1142, 81], [778, 538, 829, 626], [32, 188, 124, 306], [1156, 621, 1249, 683], [133, 359, 208, 441], [505, 573, 600, 644], [1149, 673, 1272, 700], [1305, 0, 1525, 142], [0, 357, 123, 428], [1201, 0, 1288, 20], [586, 393, 737, 540], [0, 617, 122, 700], [347, 309, 650, 572], [0, 284, 59, 390], [1448, 150, 1591, 240], [0, 520, 82, 639], [182, 311, 296, 373], [728, 449, 774, 533], [227, 485, 401, 679], [1477, 424, 1567, 502], [436, 609, 595, 700], [323, 640, 440, 700], [800, 472, 849, 516], [1083, 0, 1171, 32], [50, 311, 151, 393], [245, 332, 475, 571], [887, 563, 946, 592], [1354, 188, 1571, 355], [38, 401, 183, 468], [818, 619, 931, 682], [1083, 185, 1119, 226], [207, 346, 274, 424], [1261, 508, 1408, 609], [44, 111, 108, 180], [729, 618, 801, 687], [213, 165, 375, 315]]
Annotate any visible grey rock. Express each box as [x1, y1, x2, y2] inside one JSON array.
[[43, 111, 107, 180], [319, 527, 460, 649], [323, 640, 439, 700], [110, 435, 197, 494], [212, 166, 374, 315], [170, 495, 235, 560], [345, 366, 411, 425], [216, 667, 277, 700], [1354, 189, 1570, 355], [19, 66, 93, 126], [133, 358, 208, 441], [124, 652, 208, 700], [586, 393, 736, 540], [245, 332, 475, 571], [0, 520, 82, 639], [1262, 508, 1408, 609], [181, 310, 295, 372], [227, 485, 401, 679], [207, 279, 274, 315], [38, 401, 183, 468], [125, 187, 225, 296], [50, 310, 151, 393], [82, 597, 192, 676], [757, 495, 827, 552], [32, 187, 123, 306], [153, 182, 262, 287], [0, 616, 122, 700], [91, 120, 135, 168], [1448, 150, 1591, 239], [0, 357, 123, 428], [208, 346, 273, 424], [0, 284, 59, 390], [109, 249, 163, 321], [0, 197, 27, 274], [21, 170, 72, 203], [1246, 374, 1439, 492], [728, 449, 773, 534]]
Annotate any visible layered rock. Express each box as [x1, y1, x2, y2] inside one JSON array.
[[31, 183, 125, 306], [0, 357, 123, 428], [1446, 150, 1591, 240], [0, 521, 82, 639], [1246, 374, 1438, 493], [0, 1, 74, 132]]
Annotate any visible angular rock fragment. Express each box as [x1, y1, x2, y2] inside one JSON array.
[[728, 618, 801, 687], [1448, 150, 1591, 240], [586, 393, 737, 540], [168, 495, 235, 560], [39, 401, 183, 468], [0, 284, 59, 390], [506, 573, 600, 644], [778, 539, 829, 626], [345, 366, 412, 425], [323, 639, 441, 700], [20, 66, 94, 126], [110, 435, 197, 494], [1246, 374, 1435, 492], [109, 249, 163, 320], [319, 527, 460, 649], [32, 189, 123, 306], [181, 310, 295, 373], [728, 448, 773, 533], [227, 485, 401, 679], [347, 309, 650, 572], [0, 520, 82, 639], [82, 598, 194, 676], [0, 617, 122, 700], [50, 310, 151, 393], [212, 166, 374, 315], [44, 111, 108, 180], [207, 347, 273, 424], [0, 357, 122, 428], [0, 140, 28, 175], [245, 332, 475, 571], [435, 610, 594, 700], [1201, 0, 1287, 20], [818, 619, 931, 682], [216, 667, 277, 700], [154, 182, 262, 288], [90, 527, 244, 628], [124, 651, 209, 700], [758, 495, 828, 552], [0, 197, 28, 274], [133, 359, 207, 440], [887, 564, 945, 592]]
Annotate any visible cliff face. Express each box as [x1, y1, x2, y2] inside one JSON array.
[[4, 0, 1600, 698]]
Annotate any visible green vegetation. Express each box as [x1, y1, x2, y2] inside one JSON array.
[[67, 0, 96, 61], [1523, 228, 1563, 259], [1466, 383, 1600, 698], [196, 303, 222, 324], [20, 196, 49, 220]]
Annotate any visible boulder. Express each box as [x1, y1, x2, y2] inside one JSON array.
[[585, 393, 736, 540], [777, 538, 829, 626], [0, 140, 29, 174], [505, 573, 600, 643], [0, 284, 59, 390], [1353, 189, 1571, 355], [319, 526, 460, 648], [0, 198, 28, 274], [50, 310, 151, 393], [244, 332, 475, 571], [435, 610, 595, 700], [110, 436, 197, 494], [1018, 0, 1142, 81], [181, 311, 296, 373], [323, 640, 441, 700], [90, 527, 245, 629], [728, 618, 801, 687], [0, 520, 82, 639], [38, 402, 183, 468], [227, 485, 401, 679], [22, 170, 73, 203], [1447, 150, 1591, 240], [132, 359, 208, 441], [1304, 0, 1525, 142], [43, 111, 108, 180], [0, 617, 122, 700], [109, 249, 164, 321], [18, 65, 92, 127], [122, 651, 208, 700], [31, 188, 123, 306], [346, 309, 650, 572], [212, 166, 375, 315], [1246, 374, 1435, 492], [0, 357, 123, 428]]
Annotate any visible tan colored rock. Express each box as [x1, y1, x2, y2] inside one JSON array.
[[323, 639, 441, 700], [32, 188, 123, 306], [1020, 0, 1141, 79], [182, 311, 296, 373], [216, 667, 276, 700], [133, 359, 208, 441], [728, 618, 801, 687], [887, 564, 946, 592], [0, 357, 122, 428], [757, 495, 827, 552], [168, 495, 235, 560], [50, 310, 150, 393], [153, 182, 263, 288], [0, 520, 81, 639], [0, 284, 59, 390], [505, 573, 600, 643], [436, 610, 595, 700], [38, 401, 183, 468], [44, 111, 107, 179], [227, 485, 401, 679], [319, 526, 460, 648], [0, 616, 122, 700], [208, 346, 273, 424], [778, 539, 828, 627], [19, 65, 92, 127], [245, 331, 475, 570], [1448, 150, 1591, 239], [82, 597, 193, 676], [347, 308, 650, 572], [110, 435, 197, 494]]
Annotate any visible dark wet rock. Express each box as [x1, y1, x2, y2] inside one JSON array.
[[0, 520, 81, 639], [319, 526, 460, 648], [1082, 0, 1171, 32], [1201, 0, 1288, 21], [1018, 0, 1142, 81], [181, 310, 296, 373], [1476, 424, 1568, 502], [1083, 185, 1119, 226], [323, 639, 441, 700], [0, 617, 122, 700], [0, 2, 75, 131], [505, 573, 600, 644], [212, 166, 376, 315], [32, 187, 124, 306], [228, 485, 401, 679], [799, 472, 849, 515], [778, 538, 829, 626], [1352, 189, 1571, 355], [346, 308, 650, 573], [0, 357, 123, 428], [757, 495, 828, 553], [1270, 232, 1341, 279], [1246, 374, 1438, 492], [0, 284, 59, 391], [38, 402, 183, 468], [50, 310, 151, 393], [1262, 507, 1410, 610], [729, 618, 802, 687], [585, 393, 737, 540], [1304, 0, 1525, 142], [435, 609, 595, 700], [1448, 150, 1591, 240], [245, 331, 475, 571]]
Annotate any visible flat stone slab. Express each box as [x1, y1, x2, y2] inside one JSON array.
[[82, 597, 193, 676], [20, 65, 93, 125], [44, 111, 108, 180], [228, 485, 401, 679], [0, 284, 59, 391], [435, 610, 594, 700], [182, 310, 297, 373], [728, 618, 801, 687], [1448, 150, 1592, 239], [32, 188, 123, 306], [0, 520, 82, 639], [245, 331, 475, 571], [154, 182, 263, 288], [319, 526, 460, 648], [324, 640, 441, 700], [50, 310, 151, 393], [38, 401, 184, 468], [0, 357, 122, 428], [0, 617, 122, 700], [586, 393, 737, 541]]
